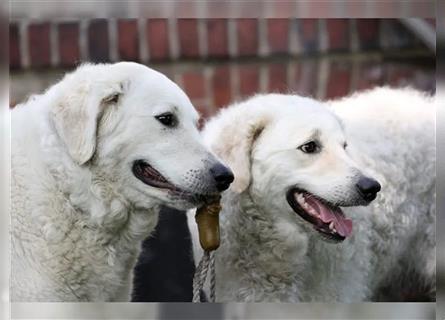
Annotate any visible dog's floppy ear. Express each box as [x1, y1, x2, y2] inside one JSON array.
[[51, 81, 123, 165], [206, 110, 269, 193]]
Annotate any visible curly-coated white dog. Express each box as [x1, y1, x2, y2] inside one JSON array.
[[11, 62, 234, 301], [188, 87, 435, 302]]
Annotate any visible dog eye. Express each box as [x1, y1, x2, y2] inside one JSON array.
[[298, 141, 320, 154], [343, 142, 348, 149], [155, 113, 177, 127]]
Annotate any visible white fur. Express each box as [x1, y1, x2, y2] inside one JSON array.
[[188, 87, 435, 302], [11, 62, 225, 301]]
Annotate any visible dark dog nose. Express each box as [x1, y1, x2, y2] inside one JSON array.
[[356, 176, 381, 202], [210, 163, 234, 192]]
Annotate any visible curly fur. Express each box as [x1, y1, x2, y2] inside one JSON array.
[[11, 62, 224, 301], [188, 88, 435, 302]]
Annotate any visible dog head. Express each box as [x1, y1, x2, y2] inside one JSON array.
[[49, 62, 233, 210], [205, 94, 380, 242]]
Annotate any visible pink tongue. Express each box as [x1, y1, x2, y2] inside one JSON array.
[[304, 196, 353, 237]]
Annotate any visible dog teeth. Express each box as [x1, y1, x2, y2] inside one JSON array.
[[329, 222, 337, 233], [295, 193, 322, 219], [296, 193, 305, 203], [296, 194, 307, 207]]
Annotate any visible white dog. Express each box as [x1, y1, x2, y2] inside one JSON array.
[[11, 62, 234, 301], [188, 87, 435, 302]]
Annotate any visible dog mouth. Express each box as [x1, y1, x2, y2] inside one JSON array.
[[132, 160, 179, 191], [286, 188, 353, 243], [132, 160, 219, 204]]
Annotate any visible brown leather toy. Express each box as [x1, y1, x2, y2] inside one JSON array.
[[195, 197, 222, 251]]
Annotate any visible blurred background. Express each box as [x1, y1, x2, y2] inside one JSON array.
[[9, 12, 436, 320], [10, 18, 435, 108]]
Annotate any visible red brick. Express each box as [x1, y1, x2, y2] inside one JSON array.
[[356, 61, 384, 91], [118, 19, 139, 61], [268, 63, 288, 93], [182, 71, 206, 100], [238, 64, 259, 98], [299, 19, 318, 53], [267, 19, 289, 54], [177, 19, 199, 59], [289, 62, 304, 93], [206, 19, 229, 58], [236, 19, 258, 56], [326, 19, 350, 51], [356, 19, 380, 50], [146, 19, 170, 61], [28, 22, 51, 68], [195, 104, 215, 124], [212, 66, 231, 108], [287, 63, 301, 93], [9, 24, 20, 69], [58, 22, 80, 67], [326, 61, 351, 99], [296, 60, 318, 97], [88, 19, 109, 63]]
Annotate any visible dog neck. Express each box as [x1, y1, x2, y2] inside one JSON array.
[[219, 191, 307, 288], [218, 189, 364, 302]]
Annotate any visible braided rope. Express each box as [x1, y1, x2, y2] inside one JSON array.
[[209, 251, 216, 302], [192, 250, 209, 302], [192, 250, 217, 302]]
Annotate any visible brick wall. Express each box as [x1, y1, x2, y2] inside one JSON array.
[[10, 19, 433, 69], [9, 19, 435, 112]]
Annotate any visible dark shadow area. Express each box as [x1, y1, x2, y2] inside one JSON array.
[[132, 206, 195, 302]]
